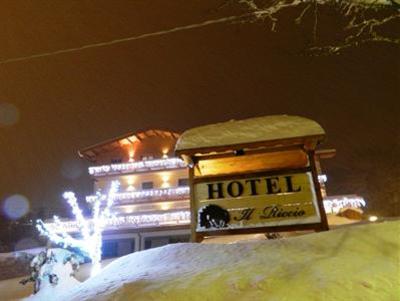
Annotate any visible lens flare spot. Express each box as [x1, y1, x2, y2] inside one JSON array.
[[368, 215, 378, 222], [0, 103, 19, 127], [3, 194, 30, 219]]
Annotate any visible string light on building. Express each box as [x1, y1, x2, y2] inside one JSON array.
[[86, 186, 190, 203], [44, 210, 191, 233], [323, 195, 366, 214], [88, 157, 186, 176], [318, 174, 328, 183]]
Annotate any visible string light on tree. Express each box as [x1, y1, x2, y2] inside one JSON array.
[[36, 181, 120, 277]]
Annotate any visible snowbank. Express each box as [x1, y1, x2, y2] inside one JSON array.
[[0, 259, 116, 301], [0, 252, 35, 281], [23, 263, 80, 301], [59, 221, 399, 301], [23, 249, 81, 301]]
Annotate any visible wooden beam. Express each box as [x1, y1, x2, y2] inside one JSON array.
[[192, 167, 312, 184], [194, 149, 308, 178], [189, 167, 202, 242], [316, 149, 336, 159], [308, 150, 329, 231]]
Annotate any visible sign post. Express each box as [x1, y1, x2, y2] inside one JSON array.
[[176, 115, 329, 242]]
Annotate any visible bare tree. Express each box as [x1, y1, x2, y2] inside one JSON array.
[[219, 0, 399, 54]]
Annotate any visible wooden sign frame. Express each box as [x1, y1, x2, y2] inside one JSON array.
[[175, 116, 330, 242], [184, 147, 328, 242]]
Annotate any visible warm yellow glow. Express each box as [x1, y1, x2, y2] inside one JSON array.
[[368, 215, 378, 222], [160, 173, 170, 188], [126, 185, 135, 191], [126, 176, 136, 185], [162, 148, 169, 159], [127, 144, 135, 162], [128, 135, 138, 142], [120, 135, 139, 146], [125, 208, 134, 214], [160, 203, 171, 210], [161, 174, 170, 182], [119, 139, 131, 146], [129, 145, 135, 162], [161, 182, 170, 188]]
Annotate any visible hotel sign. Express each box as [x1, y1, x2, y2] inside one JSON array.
[[194, 172, 321, 232], [176, 115, 330, 241]]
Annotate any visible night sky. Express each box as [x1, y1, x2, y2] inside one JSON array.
[[0, 1, 398, 220]]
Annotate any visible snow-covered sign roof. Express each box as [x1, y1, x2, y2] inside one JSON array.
[[176, 115, 325, 154]]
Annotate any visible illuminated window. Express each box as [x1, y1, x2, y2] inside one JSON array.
[[178, 178, 189, 187], [142, 181, 154, 190]]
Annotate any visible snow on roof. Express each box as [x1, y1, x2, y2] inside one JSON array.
[[79, 129, 180, 162], [176, 115, 325, 153], [50, 221, 399, 301]]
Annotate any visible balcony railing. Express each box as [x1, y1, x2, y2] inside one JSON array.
[[45, 210, 191, 233], [86, 186, 190, 204], [88, 158, 186, 176]]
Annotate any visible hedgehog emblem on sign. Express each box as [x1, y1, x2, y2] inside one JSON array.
[[199, 204, 230, 229]]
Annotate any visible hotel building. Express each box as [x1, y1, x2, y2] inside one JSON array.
[[77, 129, 191, 258], [43, 128, 365, 258]]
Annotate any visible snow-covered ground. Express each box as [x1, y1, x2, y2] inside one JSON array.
[[0, 251, 38, 281], [33, 221, 400, 300], [0, 258, 115, 301], [3, 220, 399, 301]]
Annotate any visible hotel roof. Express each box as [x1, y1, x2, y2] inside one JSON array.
[[79, 129, 180, 162]]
